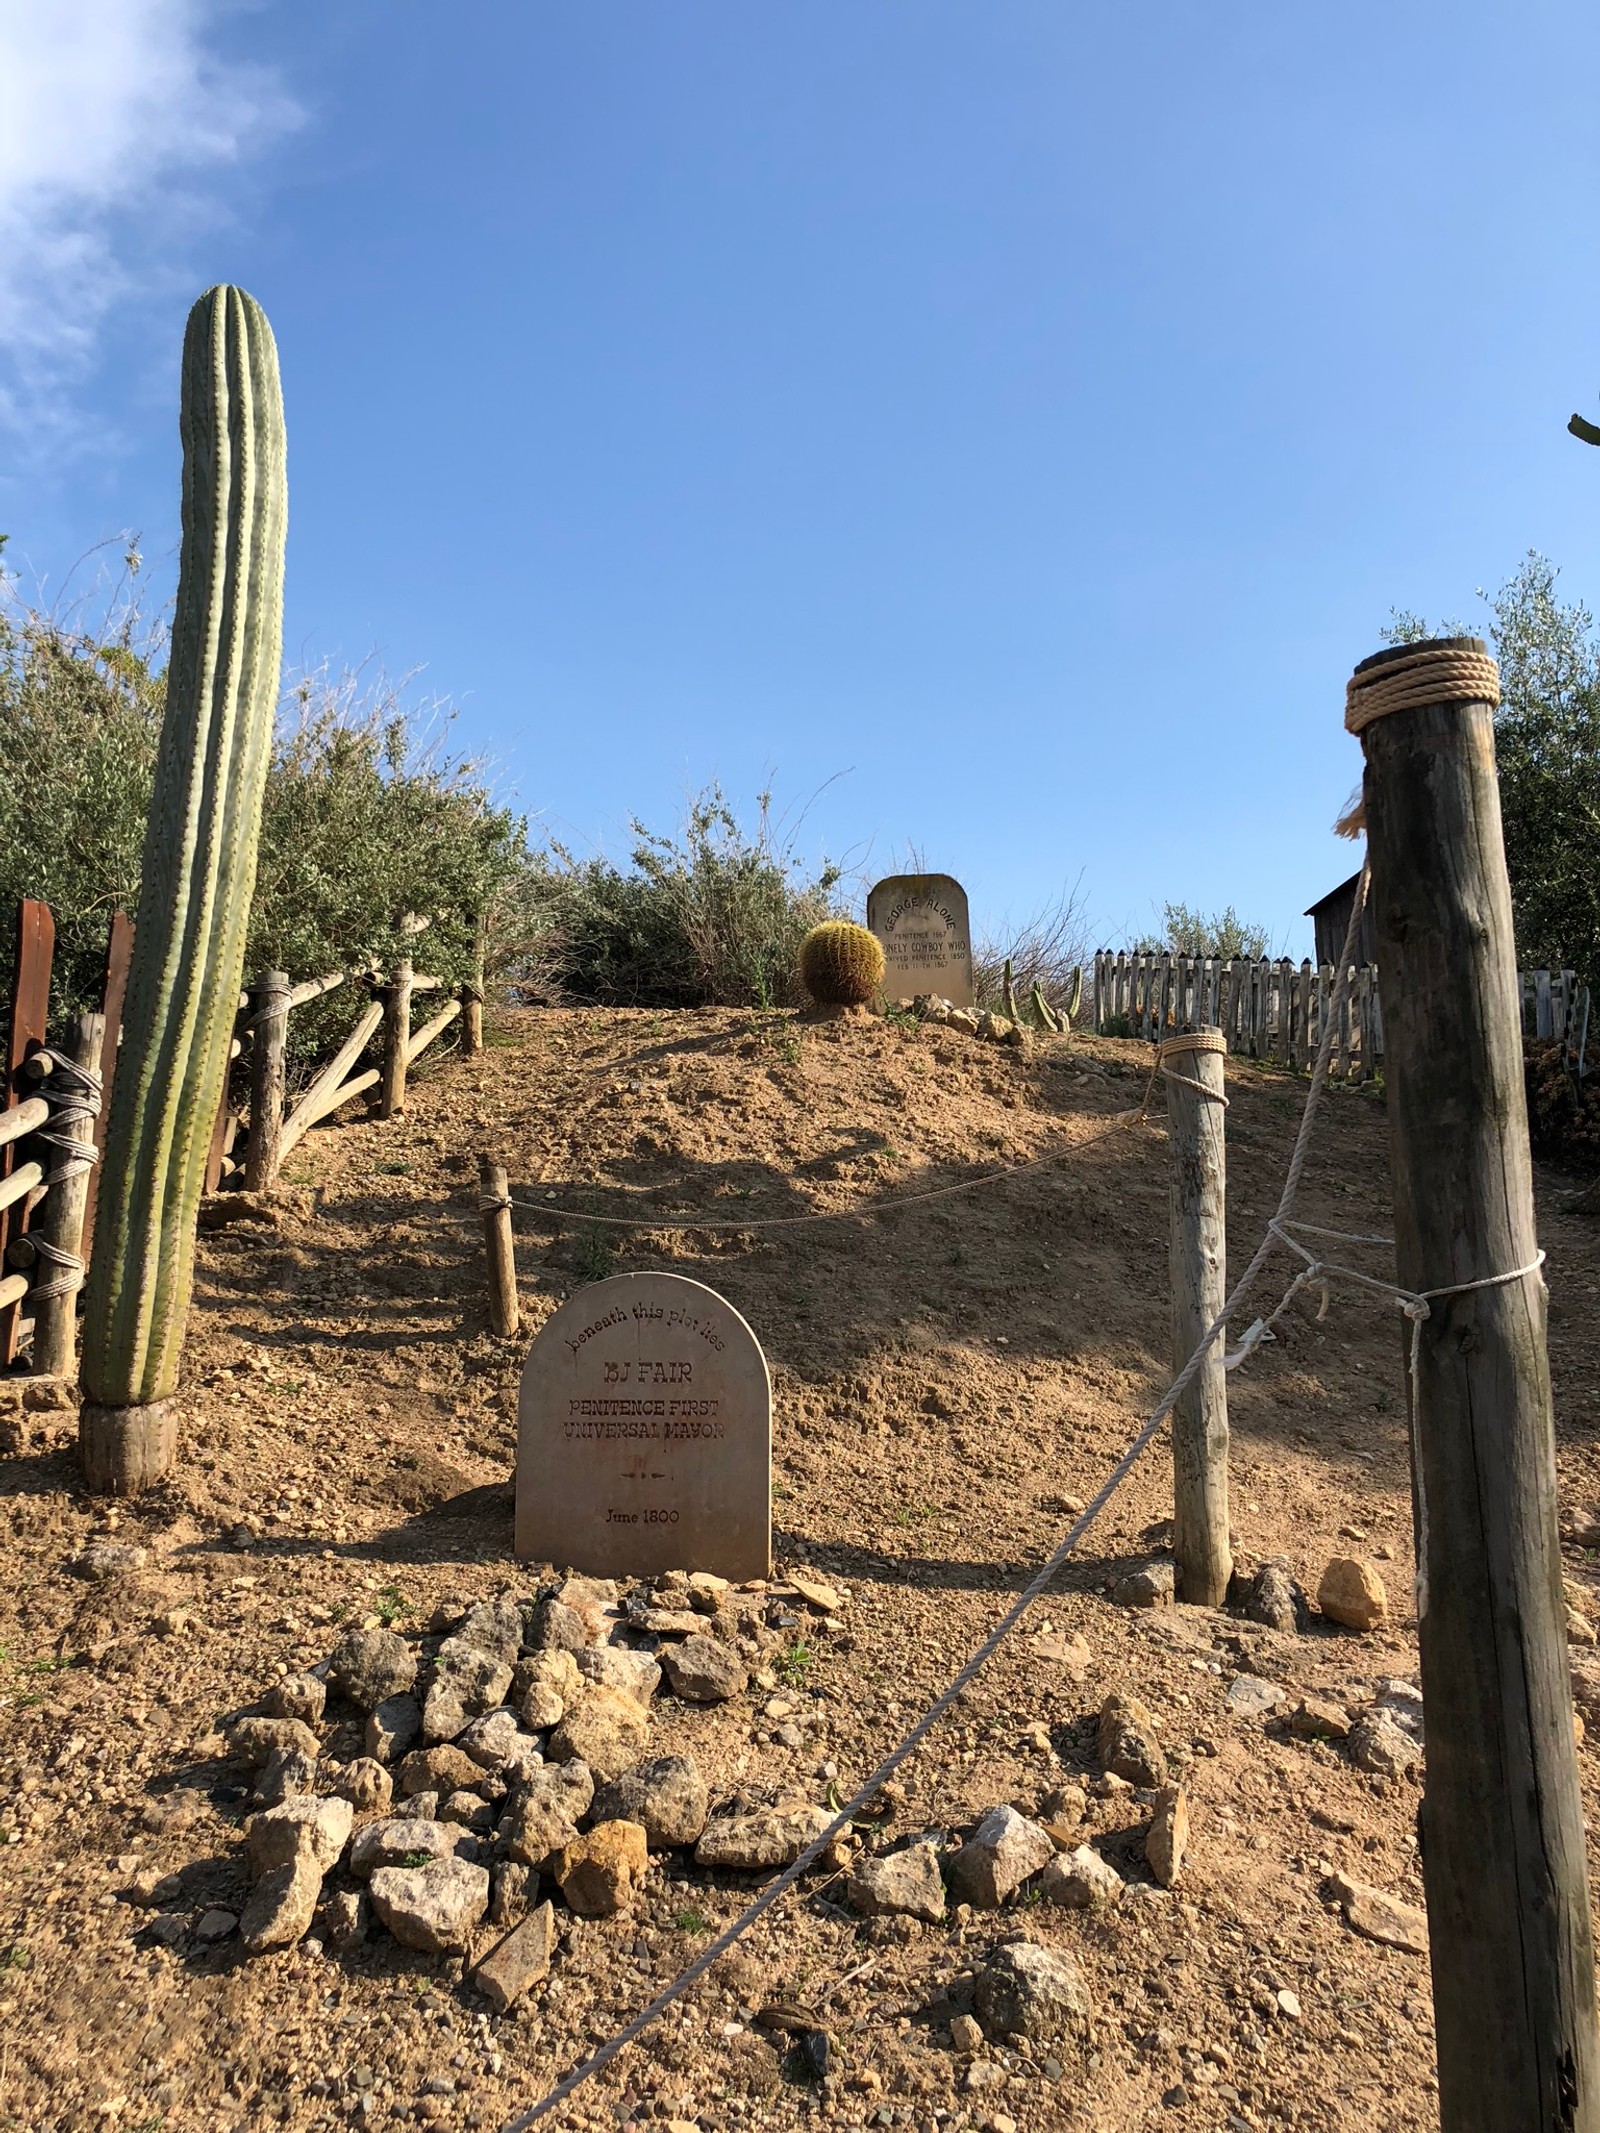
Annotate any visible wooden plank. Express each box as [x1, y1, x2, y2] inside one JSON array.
[[1163, 1031, 1230, 1605], [480, 1154, 520, 1337], [82, 909, 133, 1257], [281, 1000, 385, 1157], [286, 970, 345, 1012], [380, 960, 413, 1118], [406, 996, 461, 1067], [0, 1161, 45, 1217], [244, 971, 291, 1191], [1536, 968, 1553, 1040], [29, 1011, 104, 1377], [1, 899, 54, 1363], [283, 1066, 380, 1146], [1359, 657, 1599, 2130], [0, 1097, 48, 1152]]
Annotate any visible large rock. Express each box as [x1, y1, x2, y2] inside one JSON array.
[[1328, 1870, 1428, 1955], [263, 1673, 327, 1726], [332, 1757, 393, 1814], [1144, 1785, 1189, 1888], [239, 1854, 322, 1954], [458, 1708, 543, 1782], [1348, 1710, 1422, 1779], [473, 1901, 556, 2012], [348, 1817, 477, 1879], [548, 1686, 649, 1781], [490, 1859, 538, 1929], [1225, 1675, 1284, 1721], [423, 1638, 514, 1742], [974, 1942, 1093, 2046], [398, 1744, 482, 1798], [500, 1763, 595, 1868], [660, 1635, 747, 1704], [365, 1693, 421, 1764], [1097, 1694, 1166, 1788], [1318, 1556, 1388, 1632], [555, 1820, 649, 1917], [515, 1650, 583, 1730], [456, 1594, 527, 1666], [370, 1856, 489, 1953], [1112, 1560, 1175, 1610], [247, 1795, 353, 1877], [1290, 1697, 1351, 1742], [1040, 1845, 1124, 1910], [529, 1598, 589, 1655], [847, 1842, 946, 1924], [1243, 1559, 1300, 1635], [694, 1805, 832, 1872], [947, 1806, 1054, 1909], [328, 1626, 417, 1710], [576, 1646, 662, 1708], [590, 1755, 708, 1849], [225, 1716, 320, 1770], [255, 1746, 317, 1806]]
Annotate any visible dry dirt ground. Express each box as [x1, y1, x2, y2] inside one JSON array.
[[4, 1004, 1600, 2133]]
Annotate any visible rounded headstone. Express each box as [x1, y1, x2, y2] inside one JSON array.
[[515, 1272, 771, 1580], [866, 873, 974, 1008]]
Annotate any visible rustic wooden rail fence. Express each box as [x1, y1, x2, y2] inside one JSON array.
[[1094, 950, 1593, 1080], [1, 896, 483, 1375]]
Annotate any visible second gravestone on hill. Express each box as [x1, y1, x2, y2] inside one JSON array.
[[515, 1271, 771, 1580], [866, 872, 975, 1008]]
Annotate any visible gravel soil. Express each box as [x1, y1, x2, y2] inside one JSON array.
[[4, 1003, 1600, 2133]]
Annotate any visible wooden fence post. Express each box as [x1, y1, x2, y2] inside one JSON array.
[[244, 970, 290, 1191], [479, 1156, 519, 1337], [1160, 1027, 1231, 1605], [380, 958, 413, 1120], [463, 914, 485, 1057], [28, 1012, 104, 1378], [1, 899, 54, 1365], [1352, 635, 1600, 2132]]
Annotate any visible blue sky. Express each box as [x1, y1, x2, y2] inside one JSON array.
[[4, 2, 1599, 958]]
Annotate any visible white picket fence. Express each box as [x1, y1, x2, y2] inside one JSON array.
[[1092, 952, 1592, 1081]]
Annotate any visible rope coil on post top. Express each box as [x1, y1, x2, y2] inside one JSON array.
[[1157, 1026, 1229, 1106], [1344, 638, 1501, 734]]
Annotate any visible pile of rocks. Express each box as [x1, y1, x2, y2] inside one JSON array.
[[147, 1568, 847, 2010], [904, 996, 1028, 1046]]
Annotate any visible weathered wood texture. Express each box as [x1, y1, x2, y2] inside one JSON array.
[[479, 1155, 519, 1338], [244, 970, 290, 1191], [380, 959, 413, 1119], [407, 996, 460, 1068], [1360, 647, 1600, 2132], [29, 1012, 104, 1378], [281, 1000, 384, 1157], [1, 899, 53, 1362], [1163, 1034, 1231, 1605], [82, 909, 133, 1252]]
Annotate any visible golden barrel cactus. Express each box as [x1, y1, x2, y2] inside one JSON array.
[[799, 921, 885, 1007]]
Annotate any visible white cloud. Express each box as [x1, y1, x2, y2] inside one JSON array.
[[0, 0, 300, 438]]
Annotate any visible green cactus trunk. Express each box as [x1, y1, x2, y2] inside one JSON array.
[[79, 287, 286, 1493]]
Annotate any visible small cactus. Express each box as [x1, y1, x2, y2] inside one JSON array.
[[1030, 981, 1061, 1033], [799, 921, 885, 1007], [1002, 957, 1024, 1026], [1063, 965, 1084, 1027], [79, 287, 287, 1494]]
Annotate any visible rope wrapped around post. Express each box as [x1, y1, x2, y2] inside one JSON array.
[[27, 1052, 102, 1305]]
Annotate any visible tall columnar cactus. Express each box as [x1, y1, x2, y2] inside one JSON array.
[[79, 287, 287, 1494]]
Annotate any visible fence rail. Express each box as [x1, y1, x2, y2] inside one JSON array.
[[1093, 951, 1593, 1080], [2, 897, 485, 1378]]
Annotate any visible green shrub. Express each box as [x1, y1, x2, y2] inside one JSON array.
[[0, 554, 530, 1080]]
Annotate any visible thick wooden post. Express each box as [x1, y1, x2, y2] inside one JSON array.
[[1353, 636, 1599, 2133], [244, 970, 290, 1190], [479, 1155, 519, 1337], [1160, 1027, 1231, 1605], [463, 913, 485, 1056], [380, 958, 413, 1120], [28, 1012, 105, 1378]]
